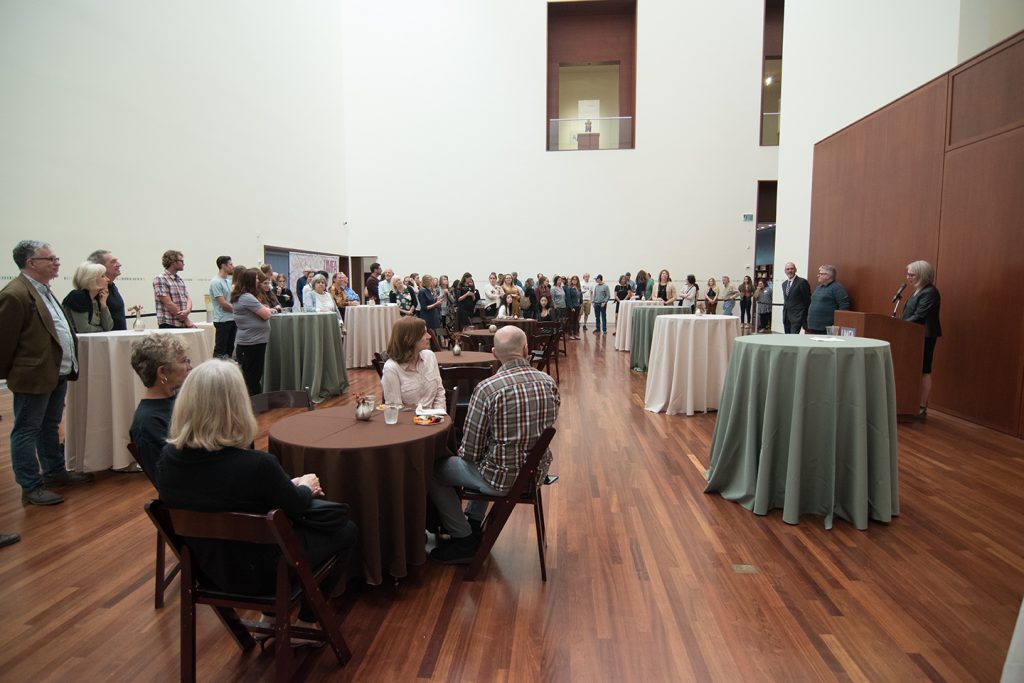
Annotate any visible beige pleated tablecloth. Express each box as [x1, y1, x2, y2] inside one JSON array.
[[345, 304, 401, 368], [644, 314, 740, 415], [66, 328, 212, 472]]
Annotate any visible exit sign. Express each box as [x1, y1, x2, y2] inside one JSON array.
[[742, 214, 754, 222]]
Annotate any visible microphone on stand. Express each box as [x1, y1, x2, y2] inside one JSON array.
[[890, 282, 907, 303], [890, 282, 908, 317]]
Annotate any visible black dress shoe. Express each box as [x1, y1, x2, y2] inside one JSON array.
[[429, 534, 480, 565], [0, 532, 21, 548], [43, 470, 95, 486]]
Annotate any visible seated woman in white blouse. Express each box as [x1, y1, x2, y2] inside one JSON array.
[[380, 316, 446, 410]]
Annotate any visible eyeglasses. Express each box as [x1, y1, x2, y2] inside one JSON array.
[[30, 256, 60, 263]]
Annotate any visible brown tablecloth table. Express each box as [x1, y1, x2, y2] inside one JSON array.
[[434, 350, 499, 368], [495, 318, 540, 349], [461, 328, 496, 351], [267, 406, 451, 585]]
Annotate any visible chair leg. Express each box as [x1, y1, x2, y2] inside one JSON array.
[[534, 487, 546, 548], [155, 532, 166, 609], [534, 502, 547, 582], [180, 566, 197, 683], [212, 606, 257, 651], [464, 498, 517, 581]]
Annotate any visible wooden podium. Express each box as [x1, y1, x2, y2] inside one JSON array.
[[834, 311, 924, 420]]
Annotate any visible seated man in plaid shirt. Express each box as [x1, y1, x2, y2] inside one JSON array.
[[429, 325, 559, 564]]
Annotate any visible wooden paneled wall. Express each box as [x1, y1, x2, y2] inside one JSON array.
[[809, 30, 1024, 438]]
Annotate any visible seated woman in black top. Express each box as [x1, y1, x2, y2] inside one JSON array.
[[157, 359, 357, 626], [129, 333, 192, 476]]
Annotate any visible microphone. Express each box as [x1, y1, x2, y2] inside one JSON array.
[[890, 282, 907, 303]]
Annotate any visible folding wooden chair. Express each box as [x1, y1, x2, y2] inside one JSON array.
[[530, 328, 561, 384], [250, 388, 314, 415], [460, 427, 556, 582], [440, 366, 494, 442], [128, 441, 180, 609], [145, 500, 351, 683]]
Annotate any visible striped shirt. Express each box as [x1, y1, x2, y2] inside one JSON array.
[[458, 358, 559, 492]]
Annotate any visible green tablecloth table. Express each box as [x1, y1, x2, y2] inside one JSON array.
[[705, 335, 898, 530], [263, 311, 348, 401], [629, 306, 686, 371]]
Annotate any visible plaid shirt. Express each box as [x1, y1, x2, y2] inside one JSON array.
[[458, 358, 559, 492], [153, 271, 191, 327]]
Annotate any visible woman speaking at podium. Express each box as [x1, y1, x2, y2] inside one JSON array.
[[901, 260, 941, 420]]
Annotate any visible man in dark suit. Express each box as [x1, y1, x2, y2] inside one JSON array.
[[0, 240, 93, 506], [781, 261, 811, 334]]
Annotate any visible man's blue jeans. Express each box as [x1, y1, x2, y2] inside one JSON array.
[[429, 456, 504, 538], [722, 300, 735, 316], [11, 379, 69, 491], [593, 303, 607, 332]]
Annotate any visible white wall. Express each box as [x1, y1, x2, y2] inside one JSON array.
[[773, 0, 962, 308], [958, 0, 1024, 61], [340, 1, 778, 287], [0, 0, 348, 311]]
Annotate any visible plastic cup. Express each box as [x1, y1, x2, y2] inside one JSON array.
[[384, 404, 400, 425]]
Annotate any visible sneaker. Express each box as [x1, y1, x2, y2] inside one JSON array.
[[429, 534, 480, 565], [43, 470, 95, 486], [593, 330, 599, 335], [22, 486, 64, 506]]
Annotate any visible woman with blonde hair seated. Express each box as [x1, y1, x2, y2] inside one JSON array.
[[380, 316, 445, 410], [157, 359, 357, 629], [61, 262, 113, 333]]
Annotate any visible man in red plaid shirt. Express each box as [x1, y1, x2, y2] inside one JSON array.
[[153, 249, 195, 328], [429, 325, 559, 564]]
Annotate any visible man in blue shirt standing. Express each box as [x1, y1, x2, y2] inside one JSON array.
[[210, 256, 235, 358], [806, 264, 851, 334]]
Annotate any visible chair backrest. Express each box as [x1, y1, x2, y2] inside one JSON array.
[[127, 441, 159, 490], [440, 365, 494, 406], [371, 353, 386, 378], [250, 388, 313, 415], [444, 386, 459, 422], [504, 427, 556, 498], [145, 501, 308, 576], [533, 329, 561, 373]]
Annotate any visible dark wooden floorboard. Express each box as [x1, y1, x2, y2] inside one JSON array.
[[0, 331, 1021, 681]]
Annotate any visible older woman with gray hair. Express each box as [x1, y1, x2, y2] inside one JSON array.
[[61, 262, 113, 333], [806, 264, 850, 334], [129, 333, 192, 475], [901, 260, 941, 419]]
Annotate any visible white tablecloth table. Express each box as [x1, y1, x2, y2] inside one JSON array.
[[644, 314, 740, 415], [195, 322, 216, 352], [614, 300, 670, 351], [345, 304, 401, 368], [65, 328, 213, 472]]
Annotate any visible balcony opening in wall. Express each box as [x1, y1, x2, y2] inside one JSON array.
[[547, 0, 636, 151], [760, 0, 784, 146], [555, 63, 622, 150]]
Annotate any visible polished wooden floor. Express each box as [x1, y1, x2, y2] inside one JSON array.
[[0, 331, 1022, 682]]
